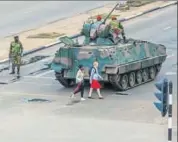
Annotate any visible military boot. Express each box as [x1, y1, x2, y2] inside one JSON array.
[[17, 67, 20, 75], [121, 32, 126, 43], [123, 36, 126, 43], [9, 71, 15, 74], [9, 67, 15, 74], [10, 63, 15, 74]]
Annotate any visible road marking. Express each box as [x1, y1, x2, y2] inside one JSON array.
[[34, 70, 54, 77], [24, 76, 55, 79], [167, 54, 175, 59], [40, 56, 54, 62], [165, 72, 177, 75], [14, 81, 59, 86], [163, 26, 171, 30]]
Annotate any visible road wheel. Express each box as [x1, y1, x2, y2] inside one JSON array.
[[149, 66, 156, 79], [128, 72, 136, 87], [142, 68, 149, 82], [119, 74, 129, 91], [109, 74, 121, 90], [136, 70, 142, 84], [156, 64, 161, 73], [55, 71, 75, 88]]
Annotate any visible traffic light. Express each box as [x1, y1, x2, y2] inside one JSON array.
[[153, 78, 168, 117]]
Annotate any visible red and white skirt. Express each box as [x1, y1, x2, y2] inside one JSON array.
[[91, 79, 101, 89]]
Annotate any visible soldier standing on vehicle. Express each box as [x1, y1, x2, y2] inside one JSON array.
[[109, 16, 126, 43], [9, 35, 23, 75], [96, 15, 102, 22]]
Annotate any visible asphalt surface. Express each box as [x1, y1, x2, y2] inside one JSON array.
[[0, 1, 116, 37], [0, 5, 177, 142]]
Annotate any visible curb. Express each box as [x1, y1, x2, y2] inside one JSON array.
[[23, 33, 81, 55], [0, 1, 177, 65], [119, 1, 177, 22]]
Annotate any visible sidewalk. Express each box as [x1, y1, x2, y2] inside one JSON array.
[[0, 1, 176, 61]]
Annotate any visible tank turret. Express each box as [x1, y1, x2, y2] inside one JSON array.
[[81, 3, 120, 45]]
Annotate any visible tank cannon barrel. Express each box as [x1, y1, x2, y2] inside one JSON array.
[[103, 2, 120, 24]]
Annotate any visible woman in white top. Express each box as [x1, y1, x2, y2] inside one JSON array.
[[70, 64, 85, 101]]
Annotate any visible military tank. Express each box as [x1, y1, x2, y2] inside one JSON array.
[[50, 3, 167, 91]]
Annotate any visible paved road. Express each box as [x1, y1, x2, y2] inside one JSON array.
[[0, 5, 177, 142], [0, 1, 116, 38]]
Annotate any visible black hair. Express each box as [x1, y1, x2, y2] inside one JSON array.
[[14, 35, 19, 38], [78, 64, 83, 69]]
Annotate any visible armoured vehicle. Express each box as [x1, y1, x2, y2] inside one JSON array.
[[50, 3, 167, 91]]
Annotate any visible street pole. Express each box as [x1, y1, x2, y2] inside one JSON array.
[[168, 81, 173, 142]]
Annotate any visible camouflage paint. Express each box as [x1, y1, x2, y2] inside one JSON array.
[[51, 38, 166, 80], [51, 18, 166, 81]]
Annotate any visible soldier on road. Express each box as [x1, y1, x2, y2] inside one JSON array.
[[9, 35, 23, 75]]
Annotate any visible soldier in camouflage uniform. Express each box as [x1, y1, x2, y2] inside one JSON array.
[[9, 36, 23, 75], [109, 16, 126, 43]]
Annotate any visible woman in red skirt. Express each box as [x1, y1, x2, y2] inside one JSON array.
[[88, 61, 103, 99]]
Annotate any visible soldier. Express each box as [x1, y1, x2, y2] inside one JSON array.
[[96, 15, 102, 22], [90, 15, 103, 41], [9, 35, 23, 75], [109, 16, 126, 43]]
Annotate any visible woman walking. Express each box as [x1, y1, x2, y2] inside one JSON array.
[[70, 65, 85, 101], [88, 61, 103, 99]]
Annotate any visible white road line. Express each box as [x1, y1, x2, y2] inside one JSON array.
[[23, 76, 55, 79], [34, 70, 54, 77], [165, 72, 177, 75], [163, 26, 171, 30], [14, 81, 58, 86], [167, 54, 175, 59], [40, 56, 54, 62]]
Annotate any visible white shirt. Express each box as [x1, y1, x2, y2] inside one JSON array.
[[76, 69, 84, 83]]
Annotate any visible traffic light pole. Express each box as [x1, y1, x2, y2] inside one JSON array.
[[168, 81, 173, 142], [154, 78, 173, 141]]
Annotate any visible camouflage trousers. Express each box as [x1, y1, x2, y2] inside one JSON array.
[[10, 55, 21, 73]]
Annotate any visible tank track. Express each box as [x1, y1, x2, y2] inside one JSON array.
[[55, 70, 75, 88], [109, 64, 162, 91]]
